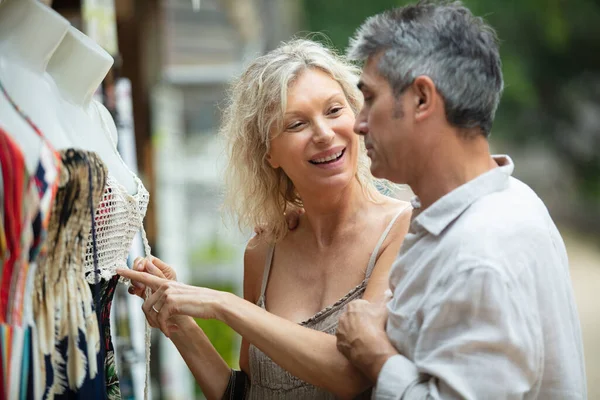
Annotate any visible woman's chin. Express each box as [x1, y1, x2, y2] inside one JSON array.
[[310, 172, 357, 193]]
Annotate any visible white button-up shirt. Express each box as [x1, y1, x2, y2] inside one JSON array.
[[375, 156, 587, 399]]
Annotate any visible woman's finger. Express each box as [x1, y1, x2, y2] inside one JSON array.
[[124, 258, 167, 299], [143, 284, 166, 312], [131, 280, 145, 290], [128, 285, 147, 299], [149, 256, 172, 274], [143, 256, 177, 281], [153, 296, 171, 335], [126, 257, 148, 296], [142, 287, 167, 328], [146, 289, 173, 336], [141, 297, 159, 328], [133, 257, 146, 271], [145, 259, 167, 279], [116, 268, 164, 291]]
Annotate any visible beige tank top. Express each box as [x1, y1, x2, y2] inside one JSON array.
[[247, 205, 410, 400]]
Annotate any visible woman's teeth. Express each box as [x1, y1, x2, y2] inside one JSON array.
[[311, 150, 343, 164]]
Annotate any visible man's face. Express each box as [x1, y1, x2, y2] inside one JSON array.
[[354, 54, 416, 184]]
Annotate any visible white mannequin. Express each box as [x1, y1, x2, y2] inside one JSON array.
[[47, 26, 138, 194], [0, 0, 70, 172], [0, 4, 71, 399]]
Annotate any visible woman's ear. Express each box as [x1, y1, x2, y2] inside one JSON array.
[[266, 153, 280, 169]]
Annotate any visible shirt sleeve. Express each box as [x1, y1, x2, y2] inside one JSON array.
[[374, 266, 542, 400]]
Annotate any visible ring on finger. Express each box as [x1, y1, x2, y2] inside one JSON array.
[[152, 305, 160, 313]]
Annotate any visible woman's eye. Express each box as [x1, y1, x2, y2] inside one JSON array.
[[329, 106, 344, 115], [286, 122, 304, 130]]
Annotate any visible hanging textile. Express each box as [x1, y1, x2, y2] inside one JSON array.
[[32, 149, 107, 399], [0, 79, 61, 400]]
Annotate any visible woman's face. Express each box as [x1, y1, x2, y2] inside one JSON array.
[[267, 68, 359, 196]]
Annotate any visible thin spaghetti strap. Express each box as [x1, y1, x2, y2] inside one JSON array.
[[259, 244, 276, 300], [365, 204, 412, 279]]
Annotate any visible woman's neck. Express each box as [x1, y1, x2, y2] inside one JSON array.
[[298, 179, 378, 248]]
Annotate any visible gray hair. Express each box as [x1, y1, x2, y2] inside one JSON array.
[[347, 1, 503, 136]]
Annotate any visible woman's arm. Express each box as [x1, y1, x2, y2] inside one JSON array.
[[122, 240, 267, 399], [121, 213, 410, 399], [168, 317, 232, 399], [221, 214, 410, 398], [120, 258, 232, 400]]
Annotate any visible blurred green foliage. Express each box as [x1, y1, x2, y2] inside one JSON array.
[[189, 234, 237, 265], [192, 283, 240, 398], [303, 0, 600, 200]]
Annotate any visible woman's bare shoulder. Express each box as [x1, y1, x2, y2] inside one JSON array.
[[380, 198, 412, 245], [243, 234, 272, 304]]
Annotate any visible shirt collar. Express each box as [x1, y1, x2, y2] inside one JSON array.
[[410, 155, 514, 236]]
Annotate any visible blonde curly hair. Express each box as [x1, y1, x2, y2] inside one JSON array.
[[221, 38, 379, 243]]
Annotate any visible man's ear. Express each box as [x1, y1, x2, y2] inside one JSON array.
[[412, 75, 438, 123]]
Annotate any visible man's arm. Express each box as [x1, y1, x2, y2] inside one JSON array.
[[340, 265, 542, 399]]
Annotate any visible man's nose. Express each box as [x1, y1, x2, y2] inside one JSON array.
[[354, 118, 369, 136], [354, 107, 369, 135]]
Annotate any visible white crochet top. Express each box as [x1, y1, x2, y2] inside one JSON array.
[[83, 173, 150, 284]]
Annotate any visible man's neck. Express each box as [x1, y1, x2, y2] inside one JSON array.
[[409, 133, 497, 210]]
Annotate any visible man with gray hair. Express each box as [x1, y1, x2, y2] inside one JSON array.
[[335, 1, 587, 399]]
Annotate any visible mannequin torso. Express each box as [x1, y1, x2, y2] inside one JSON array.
[[0, 0, 70, 170], [47, 26, 138, 194]]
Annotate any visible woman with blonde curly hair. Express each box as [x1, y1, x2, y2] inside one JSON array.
[[118, 38, 411, 400]]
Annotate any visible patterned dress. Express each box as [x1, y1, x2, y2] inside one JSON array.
[[0, 79, 61, 400], [90, 275, 120, 399], [0, 129, 60, 400], [33, 149, 107, 399]]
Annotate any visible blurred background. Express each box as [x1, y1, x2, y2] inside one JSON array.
[[46, 0, 599, 398]]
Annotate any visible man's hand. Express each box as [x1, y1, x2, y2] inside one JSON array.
[[336, 296, 399, 382]]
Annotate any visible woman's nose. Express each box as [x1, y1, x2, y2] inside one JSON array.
[[312, 121, 335, 143]]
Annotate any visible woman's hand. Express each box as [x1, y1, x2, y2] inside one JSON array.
[[120, 257, 190, 335], [116, 267, 230, 338], [127, 256, 177, 298]]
